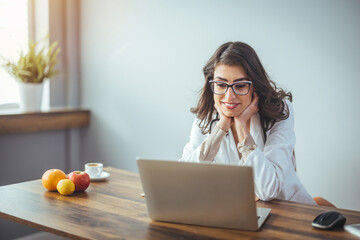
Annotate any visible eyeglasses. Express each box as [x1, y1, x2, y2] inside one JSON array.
[[209, 80, 252, 96]]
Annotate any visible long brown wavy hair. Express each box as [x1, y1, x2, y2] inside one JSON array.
[[191, 41, 292, 143]]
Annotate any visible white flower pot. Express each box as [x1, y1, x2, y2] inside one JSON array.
[[18, 82, 44, 112]]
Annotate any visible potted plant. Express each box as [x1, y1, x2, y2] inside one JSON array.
[[2, 36, 61, 111]]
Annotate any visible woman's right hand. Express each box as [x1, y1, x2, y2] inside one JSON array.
[[214, 103, 233, 132]]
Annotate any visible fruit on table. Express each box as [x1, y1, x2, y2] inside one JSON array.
[[57, 179, 75, 195], [42, 169, 67, 191], [67, 171, 90, 192]]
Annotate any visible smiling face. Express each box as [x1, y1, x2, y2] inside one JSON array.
[[213, 64, 253, 117]]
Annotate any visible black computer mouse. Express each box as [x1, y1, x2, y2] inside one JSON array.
[[312, 211, 346, 230]]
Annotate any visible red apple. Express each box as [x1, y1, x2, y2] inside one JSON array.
[[67, 171, 90, 192]]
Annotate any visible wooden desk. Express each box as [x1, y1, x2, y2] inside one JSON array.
[[0, 167, 359, 239]]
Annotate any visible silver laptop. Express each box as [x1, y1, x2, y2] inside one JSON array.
[[136, 158, 271, 231]]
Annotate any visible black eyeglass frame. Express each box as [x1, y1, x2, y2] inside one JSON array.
[[209, 80, 253, 96]]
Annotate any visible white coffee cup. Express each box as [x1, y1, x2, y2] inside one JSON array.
[[85, 163, 103, 178]]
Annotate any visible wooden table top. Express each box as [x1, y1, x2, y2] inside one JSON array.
[[0, 167, 359, 240]]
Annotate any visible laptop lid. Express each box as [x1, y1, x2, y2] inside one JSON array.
[[137, 158, 270, 231]]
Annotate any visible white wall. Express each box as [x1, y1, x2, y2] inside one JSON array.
[[80, 0, 360, 211]]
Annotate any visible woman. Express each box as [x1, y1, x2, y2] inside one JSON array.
[[179, 42, 315, 205]]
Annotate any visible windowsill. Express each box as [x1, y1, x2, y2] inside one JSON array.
[[0, 108, 90, 134]]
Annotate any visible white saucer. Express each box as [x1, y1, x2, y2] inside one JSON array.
[[89, 171, 110, 181]]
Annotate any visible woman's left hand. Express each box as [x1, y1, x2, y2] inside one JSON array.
[[233, 92, 259, 141], [234, 92, 259, 126]]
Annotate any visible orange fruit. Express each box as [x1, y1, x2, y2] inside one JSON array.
[[42, 169, 67, 191], [56, 179, 75, 195]]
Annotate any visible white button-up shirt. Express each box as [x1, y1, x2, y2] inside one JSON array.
[[179, 100, 316, 205]]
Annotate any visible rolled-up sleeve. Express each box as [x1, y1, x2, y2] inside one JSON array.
[[179, 119, 226, 163], [237, 134, 257, 161]]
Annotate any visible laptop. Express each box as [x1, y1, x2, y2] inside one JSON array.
[[136, 158, 271, 231]]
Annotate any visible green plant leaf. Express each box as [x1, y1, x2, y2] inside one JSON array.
[[1, 34, 61, 83]]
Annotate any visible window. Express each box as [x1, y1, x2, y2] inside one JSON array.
[[0, 0, 29, 108]]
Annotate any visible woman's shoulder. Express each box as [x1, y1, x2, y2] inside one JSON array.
[[190, 117, 207, 133], [267, 99, 294, 133], [275, 99, 295, 128], [187, 117, 210, 143], [192, 114, 218, 131]]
